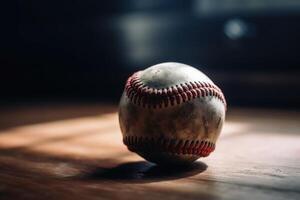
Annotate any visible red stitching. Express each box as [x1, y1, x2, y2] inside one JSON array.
[[123, 136, 215, 157], [125, 72, 227, 108]]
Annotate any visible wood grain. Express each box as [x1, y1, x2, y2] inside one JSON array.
[[0, 104, 299, 200]]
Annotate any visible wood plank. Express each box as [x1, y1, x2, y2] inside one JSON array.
[[0, 104, 299, 200]]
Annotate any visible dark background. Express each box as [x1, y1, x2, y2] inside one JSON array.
[[4, 0, 300, 108]]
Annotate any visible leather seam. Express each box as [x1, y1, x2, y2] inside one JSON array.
[[123, 136, 215, 157], [125, 71, 227, 109]]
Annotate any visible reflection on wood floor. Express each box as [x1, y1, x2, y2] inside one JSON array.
[[0, 104, 299, 200]]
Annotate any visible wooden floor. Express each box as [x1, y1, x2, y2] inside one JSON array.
[[0, 104, 299, 200]]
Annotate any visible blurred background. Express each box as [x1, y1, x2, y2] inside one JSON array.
[[4, 0, 300, 108]]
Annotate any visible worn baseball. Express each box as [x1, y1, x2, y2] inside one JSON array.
[[119, 62, 226, 165]]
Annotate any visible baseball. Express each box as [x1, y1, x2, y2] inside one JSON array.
[[118, 62, 226, 165]]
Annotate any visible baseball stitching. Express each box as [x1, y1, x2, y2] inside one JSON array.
[[125, 72, 227, 109], [124, 136, 215, 157]]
